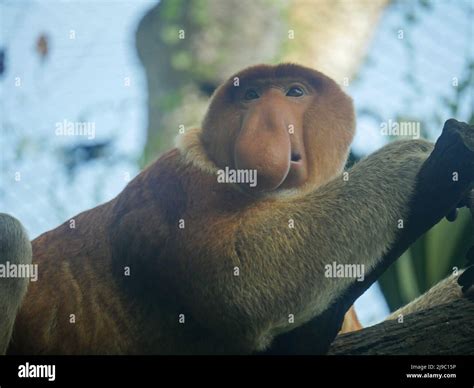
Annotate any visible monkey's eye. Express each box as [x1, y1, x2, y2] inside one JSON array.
[[286, 86, 305, 97], [244, 89, 260, 101]]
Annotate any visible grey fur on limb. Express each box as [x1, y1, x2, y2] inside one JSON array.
[[263, 119, 474, 355], [328, 297, 474, 355], [0, 214, 32, 354]]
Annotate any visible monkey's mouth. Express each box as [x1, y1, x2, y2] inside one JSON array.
[[279, 147, 307, 190]]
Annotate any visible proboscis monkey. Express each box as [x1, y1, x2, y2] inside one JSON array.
[[2, 64, 473, 354]]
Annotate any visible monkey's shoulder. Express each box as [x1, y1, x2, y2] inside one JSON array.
[[118, 147, 256, 223]]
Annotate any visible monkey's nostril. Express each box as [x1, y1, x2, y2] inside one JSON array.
[[291, 152, 302, 162]]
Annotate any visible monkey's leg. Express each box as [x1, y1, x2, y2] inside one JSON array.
[[385, 269, 472, 321], [0, 214, 32, 354], [387, 188, 474, 320]]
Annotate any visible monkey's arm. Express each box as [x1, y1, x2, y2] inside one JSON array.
[[234, 139, 436, 351], [263, 119, 474, 354], [176, 120, 473, 354], [0, 214, 32, 354]]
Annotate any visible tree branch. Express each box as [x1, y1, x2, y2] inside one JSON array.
[[328, 297, 474, 355]]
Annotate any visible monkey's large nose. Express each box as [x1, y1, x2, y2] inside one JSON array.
[[234, 133, 291, 191], [234, 101, 293, 192]]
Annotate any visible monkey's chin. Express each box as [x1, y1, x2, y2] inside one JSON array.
[[279, 161, 307, 190], [238, 161, 307, 194]]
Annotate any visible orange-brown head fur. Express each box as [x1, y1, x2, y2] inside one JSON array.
[[201, 63, 356, 193]]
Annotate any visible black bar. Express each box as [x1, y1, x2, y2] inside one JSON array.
[[0, 355, 472, 386]]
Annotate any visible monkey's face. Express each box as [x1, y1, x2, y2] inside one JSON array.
[[201, 63, 356, 194]]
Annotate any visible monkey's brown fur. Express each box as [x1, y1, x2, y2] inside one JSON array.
[[5, 64, 472, 354]]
